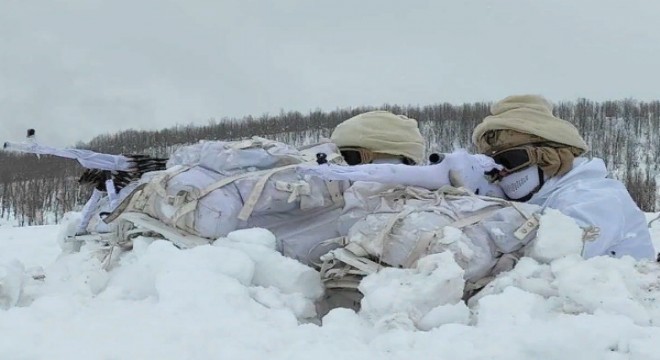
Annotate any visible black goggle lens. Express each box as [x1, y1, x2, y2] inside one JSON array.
[[340, 150, 364, 165], [492, 148, 531, 171], [340, 150, 416, 166], [401, 157, 415, 165]]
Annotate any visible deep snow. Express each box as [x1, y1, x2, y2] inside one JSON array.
[[0, 213, 658, 359]]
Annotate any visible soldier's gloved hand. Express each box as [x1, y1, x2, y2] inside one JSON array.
[[439, 151, 504, 198]]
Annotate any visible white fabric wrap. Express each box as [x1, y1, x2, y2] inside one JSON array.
[[125, 138, 349, 266], [77, 188, 105, 234], [339, 185, 540, 282], [3, 141, 133, 171], [299, 150, 504, 198], [82, 183, 139, 234]]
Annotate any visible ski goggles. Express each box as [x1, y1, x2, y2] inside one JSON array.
[[491, 146, 537, 174], [339, 147, 416, 165]]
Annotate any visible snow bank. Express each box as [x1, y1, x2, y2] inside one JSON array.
[[359, 252, 468, 330], [0, 211, 658, 359]]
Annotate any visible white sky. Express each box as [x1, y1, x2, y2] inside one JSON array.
[[2, 0, 660, 146]]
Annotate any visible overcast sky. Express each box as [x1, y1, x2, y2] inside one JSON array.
[[2, 0, 659, 146]]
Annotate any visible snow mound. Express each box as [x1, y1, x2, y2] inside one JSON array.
[[470, 255, 660, 326], [359, 252, 467, 330], [0, 215, 659, 359], [525, 208, 584, 262]]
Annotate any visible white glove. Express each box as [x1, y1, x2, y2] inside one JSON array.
[[439, 151, 504, 197]]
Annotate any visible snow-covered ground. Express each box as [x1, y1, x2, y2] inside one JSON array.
[[0, 214, 659, 360]]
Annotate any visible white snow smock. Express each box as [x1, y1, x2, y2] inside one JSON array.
[[114, 137, 349, 265], [528, 157, 655, 260]]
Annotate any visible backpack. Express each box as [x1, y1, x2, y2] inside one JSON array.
[[317, 186, 542, 312], [106, 137, 350, 264]]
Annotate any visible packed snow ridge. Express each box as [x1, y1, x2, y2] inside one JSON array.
[[0, 211, 659, 359]]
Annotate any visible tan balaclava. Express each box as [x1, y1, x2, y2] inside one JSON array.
[[331, 111, 425, 165], [472, 95, 589, 177]]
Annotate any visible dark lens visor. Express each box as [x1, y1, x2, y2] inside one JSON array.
[[340, 150, 364, 165], [492, 148, 533, 173]]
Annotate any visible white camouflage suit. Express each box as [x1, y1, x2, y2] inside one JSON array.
[[472, 94, 655, 261]]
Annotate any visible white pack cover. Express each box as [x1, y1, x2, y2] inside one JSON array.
[[167, 138, 306, 173], [117, 137, 349, 265], [331, 184, 542, 282]]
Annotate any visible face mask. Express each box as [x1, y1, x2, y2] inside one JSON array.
[[498, 165, 542, 201]]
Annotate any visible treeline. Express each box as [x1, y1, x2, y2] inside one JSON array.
[[0, 154, 88, 225], [0, 98, 658, 225]]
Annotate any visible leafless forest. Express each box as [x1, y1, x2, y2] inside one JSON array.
[[1, 98, 658, 226]]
